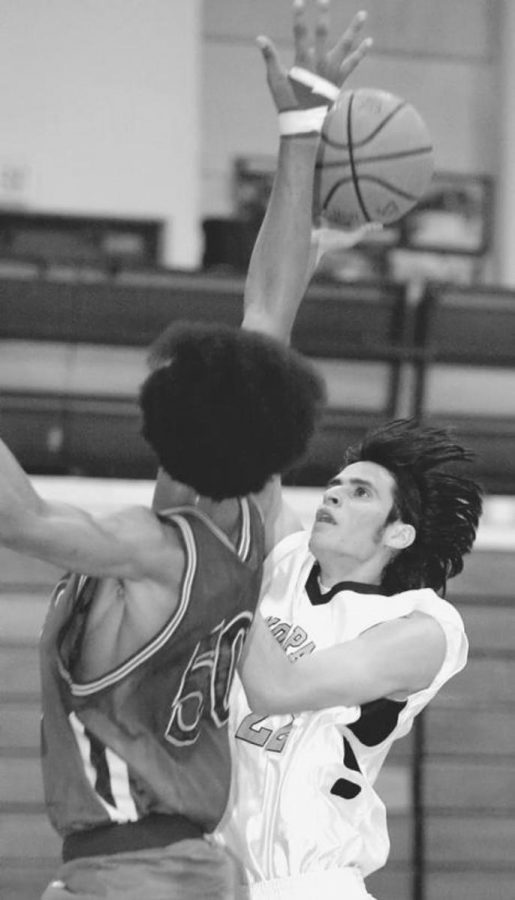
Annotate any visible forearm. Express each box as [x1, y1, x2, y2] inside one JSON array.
[[0, 437, 44, 543], [241, 622, 383, 715], [239, 613, 293, 711], [0, 437, 42, 510], [241, 612, 447, 715], [242, 134, 319, 342]]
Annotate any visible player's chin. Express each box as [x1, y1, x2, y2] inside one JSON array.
[[308, 525, 332, 553]]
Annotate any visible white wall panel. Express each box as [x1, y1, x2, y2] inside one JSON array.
[[0, 0, 202, 267], [204, 0, 493, 62]]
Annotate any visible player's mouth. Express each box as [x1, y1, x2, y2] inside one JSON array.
[[315, 508, 336, 525]]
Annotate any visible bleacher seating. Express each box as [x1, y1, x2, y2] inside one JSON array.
[[3, 268, 515, 489], [423, 548, 515, 899], [413, 283, 515, 493], [0, 270, 409, 484]]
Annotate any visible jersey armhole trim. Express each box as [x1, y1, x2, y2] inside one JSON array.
[[66, 515, 197, 696]]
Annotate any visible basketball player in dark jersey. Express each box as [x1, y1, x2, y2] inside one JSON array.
[[0, 5, 369, 898], [0, 323, 323, 900]]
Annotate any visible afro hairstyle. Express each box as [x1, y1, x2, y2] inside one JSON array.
[[140, 321, 325, 500], [343, 418, 483, 596]]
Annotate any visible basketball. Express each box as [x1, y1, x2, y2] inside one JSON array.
[[313, 88, 434, 228]]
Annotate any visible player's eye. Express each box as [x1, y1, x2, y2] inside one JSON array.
[[353, 485, 370, 498]]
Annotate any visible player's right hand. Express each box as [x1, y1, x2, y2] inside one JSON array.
[[308, 222, 383, 277]]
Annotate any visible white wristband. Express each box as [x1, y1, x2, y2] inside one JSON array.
[[289, 66, 340, 103], [279, 106, 327, 136]]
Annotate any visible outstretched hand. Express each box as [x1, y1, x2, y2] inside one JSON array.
[[308, 222, 383, 276], [257, 1, 372, 114]]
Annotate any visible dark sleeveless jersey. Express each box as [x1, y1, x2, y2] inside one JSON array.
[[39, 498, 264, 839]]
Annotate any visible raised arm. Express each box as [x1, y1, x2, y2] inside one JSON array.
[[152, 4, 372, 519], [241, 3, 374, 542], [243, 2, 372, 343], [153, 2, 371, 513], [0, 436, 168, 579]]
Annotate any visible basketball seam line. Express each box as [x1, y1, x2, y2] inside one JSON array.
[[342, 175, 420, 202], [315, 145, 434, 170], [321, 99, 409, 151], [321, 174, 419, 207], [346, 92, 371, 223]]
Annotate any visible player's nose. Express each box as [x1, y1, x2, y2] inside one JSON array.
[[323, 488, 341, 506]]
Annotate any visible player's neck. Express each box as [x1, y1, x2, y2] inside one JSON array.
[[198, 497, 241, 544], [316, 553, 383, 591]]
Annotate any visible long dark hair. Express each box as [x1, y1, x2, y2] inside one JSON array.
[[344, 419, 483, 596]]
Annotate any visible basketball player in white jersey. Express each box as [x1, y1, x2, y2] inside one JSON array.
[[199, 4, 482, 898], [219, 418, 481, 900]]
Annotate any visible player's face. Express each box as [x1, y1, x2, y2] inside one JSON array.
[[309, 460, 399, 567]]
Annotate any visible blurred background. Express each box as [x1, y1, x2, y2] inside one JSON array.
[[0, 2, 515, 899]]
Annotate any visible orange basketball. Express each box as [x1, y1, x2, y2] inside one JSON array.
[[314, 88, 434, 228]]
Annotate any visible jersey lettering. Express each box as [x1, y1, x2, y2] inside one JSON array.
[[269, 621, 293, 643], [265, 615, 316, 660], [290, 641, 316, 661], [235, 713, 273, 748], [211, 615, 251, 726], [266, 717, 294, 752], [282, 625, 308, 651], [165, 612, 252, 746], [236, 712, 294, 754]]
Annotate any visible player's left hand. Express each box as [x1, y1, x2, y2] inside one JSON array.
[[257, 0, 371, 115], [292, 1, 371, 92]]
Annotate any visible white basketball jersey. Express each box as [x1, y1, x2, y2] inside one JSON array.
[[216, 530, 468, 889]]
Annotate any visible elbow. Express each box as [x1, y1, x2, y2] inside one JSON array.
[[0, 503, 46, 553], [244, 680, 294, 717], [244, 684, 277, 717], [0, 512, 25, 548]]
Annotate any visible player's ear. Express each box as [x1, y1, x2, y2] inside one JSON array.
[[385, 521, 416, 551]]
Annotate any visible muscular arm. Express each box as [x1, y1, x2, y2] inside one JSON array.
[[243, 9, 371, 342], [153, 7, 370, 527], [240, 611, 446, 714], [242, 133, 319, 342], [0, 436, 169, 579]]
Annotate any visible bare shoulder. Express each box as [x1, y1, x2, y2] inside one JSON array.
[[100, 504, 164, 545], [103, 505, 184, 581], [403, 610, 448, 647], [365, 609, 444, 637], [368, 612, 447, 698]]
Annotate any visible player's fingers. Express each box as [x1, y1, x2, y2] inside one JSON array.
[[257, 35, 296, 111], [256, 35, 283, 78], [328, 9, 368, 70], [338, 37, 373, 84], [314, 0, 330, 71], [292, 0, 312, 69]]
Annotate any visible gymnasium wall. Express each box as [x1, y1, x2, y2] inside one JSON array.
[[0, 0, 202, 267], [201, 0, 499, 217], [0, 0, 504, 268]]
